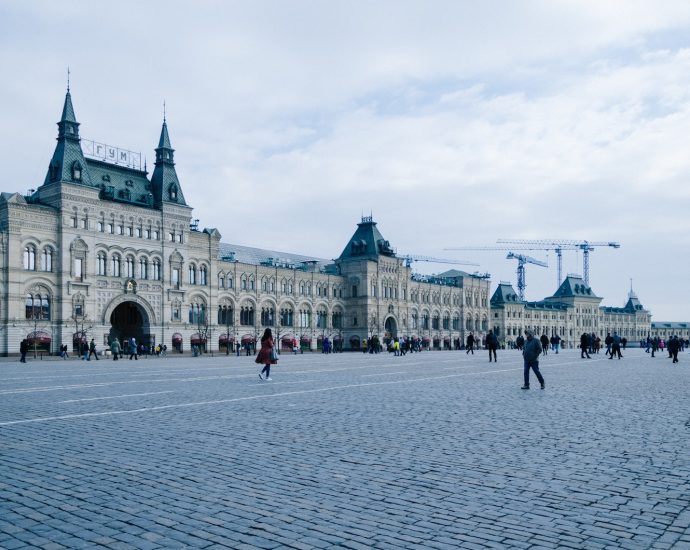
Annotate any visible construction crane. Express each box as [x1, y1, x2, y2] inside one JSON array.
[[496, 239, 620, 287], [398, 254, 479, 269], [506, 252, 548, 301]]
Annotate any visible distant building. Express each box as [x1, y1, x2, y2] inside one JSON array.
[[650, 322, 690, 342], [0, 88, 491, 355], [490, 276, 651, 348]]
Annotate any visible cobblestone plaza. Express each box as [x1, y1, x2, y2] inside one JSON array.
[[1, 349, 689, 549]]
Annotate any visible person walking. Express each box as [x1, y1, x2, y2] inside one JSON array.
[[19, 339, 28, 363], [129, 337, 138, 360], [580, 332, 591, 359], [110, 338, 121, 361], [88, 338, 99, 361], [486, 329, 498, 362], [466, 332, 475, 355], [604, 333, 613, 356], [540, 334, 549, 356], [521, 330, 545, 390], [256, 328, 278, 381], [668, 335, 680, 364], [609, 332, 623, 360]]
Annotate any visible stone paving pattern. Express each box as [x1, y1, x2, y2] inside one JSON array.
[[0, 348, 689, 549]]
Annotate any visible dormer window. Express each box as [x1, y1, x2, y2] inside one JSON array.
[[49, 162, 61, 181], [71, 161, 82, 182], [169, 184, 178, 201]]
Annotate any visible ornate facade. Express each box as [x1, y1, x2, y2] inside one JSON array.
[[0, 89, 492, 355], [490, 277, 652, 348]]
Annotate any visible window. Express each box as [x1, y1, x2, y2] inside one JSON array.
[[240, 306, 254, 326], [111, 255, 121, 277], [136, 227, 142, 238], [199, 266, 207, 286], [169, 232, 175, 242], [412, 313, 418, 329], [241, 276, 247, 290], [442, 316, 449, 330], [249, 277, 254, 291], [73, 294, 84, 318], [126, 227, 133, 237], [171, 301, 181, 321], [316, 310, 327, 329], [81, 219, 88, 229], [280, 308, 294, 327], [74, 258, 83, 280], [139, 258, 148, 280], [107, 223, 113, 234], [299, 309, 311, 328], [153, 230, 159, 240], [218, 305, 234, 325], [188, 303, 206, 325], [332, 311, 343, 329], [116, 225, 123, 235], [25, 294, 50, 320], [145, 229, 151, 239], [352, 285, 358, 298], [125, 257, 134, 278], [177, 234, 183, 243], [71, 162, 82, 181], [261, 307, 275, 326], [97, 253, 106, 276], [188, 265, 196, 285], [227, 276, 233, 289], [98, 221, 104, 232], [219, 275, 225, 289], [24, 246, 36, 271], [71, 217, 78, 228], [41, 249, 53, 272]]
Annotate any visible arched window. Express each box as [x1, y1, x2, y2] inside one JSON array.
[[41, 248, 53, 272], [299, 309, 312, 328], [316, 309, 328, 329], [189, 264, 196, 285], [111, 254, 121, 277], [23, 246, 36, 270], [240, 305, 254, 325], [138, 258, 148, 280], [299, 282, 305, 295], [280, 307, 294, 327], [260, 307, 275, 326], [25, 293, 51, 320], [152, 259, 161, 280], [199, 266, 207, 286], [241, 275, 247, 290], [227, 275, 233, 289], [218, 274, 225, 289], [249, 276, 255, 291], [332, 311, 343, 329], [188, 302, 206, 325], [125, 256, 135, 278], [97, 253, 106, 276], [218, 304, 234, 325]]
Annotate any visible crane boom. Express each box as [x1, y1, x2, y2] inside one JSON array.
[[399, 254, 479, 268], [497, 239, 620, 286], [505, 252, 548, 301]]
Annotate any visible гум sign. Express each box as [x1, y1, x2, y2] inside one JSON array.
[[82, 138, 142, 170]]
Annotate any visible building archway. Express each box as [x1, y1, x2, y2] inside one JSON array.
[[384, 316, 398, 339], [109, 301, 151, 348]]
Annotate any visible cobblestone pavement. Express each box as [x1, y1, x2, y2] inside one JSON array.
[[1, 348, 689, 549]]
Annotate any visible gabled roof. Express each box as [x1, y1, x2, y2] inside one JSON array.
[[623, 292, 645, 312], [338, 217, 395, 261], [491, 283, 522, 305], [551, 275, 600, 299], [87, 159, 154, 208]]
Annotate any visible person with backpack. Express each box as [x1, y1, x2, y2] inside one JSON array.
[[521, 330, 545, 390]]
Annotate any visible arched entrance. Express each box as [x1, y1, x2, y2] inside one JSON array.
[[110, 301, 150, 348], [384, 317, 398, 339]]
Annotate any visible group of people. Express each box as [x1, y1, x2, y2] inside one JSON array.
[[644, 335, 685, 362]]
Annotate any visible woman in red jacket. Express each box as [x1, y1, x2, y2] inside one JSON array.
[[256, 328, 278, 380]]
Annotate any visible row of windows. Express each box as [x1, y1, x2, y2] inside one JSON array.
[[23, 247, 53, 271], [96, 254, 163, 280]]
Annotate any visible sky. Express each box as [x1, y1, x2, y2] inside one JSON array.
[[1, 0, 690, 320]]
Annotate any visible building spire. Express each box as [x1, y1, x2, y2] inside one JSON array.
[[67, 67, 70, 92]]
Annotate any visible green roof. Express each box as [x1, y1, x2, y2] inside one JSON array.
[[338, 217, 395, 261]]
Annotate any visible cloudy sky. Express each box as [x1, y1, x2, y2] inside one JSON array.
[[2, 1, 690, 320]]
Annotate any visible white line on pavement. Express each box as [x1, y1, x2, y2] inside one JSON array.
[[361, 372, 407, 377], [57, 391, 175, 403], [0, 367, 523, 426]]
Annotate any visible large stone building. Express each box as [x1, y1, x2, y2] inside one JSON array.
[[490, 276, 652, 348], [0, 89, 492, 356]]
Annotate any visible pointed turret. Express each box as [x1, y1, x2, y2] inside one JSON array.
[[42, 89, 92, 186], [150, 117, 187, 207], [338, 216, 396, 261]]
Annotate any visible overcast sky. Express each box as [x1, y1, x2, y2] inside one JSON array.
[[2, 1, 689, 320]]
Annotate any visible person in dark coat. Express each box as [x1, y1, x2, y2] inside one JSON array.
[[668, 335, 680, 364], [609, 332, 623, 360], [540, 334, 549, 356], [466, 332, 475, 355], [521, 330, 545, 390], [486, 330, 498, 362], [256, 328, 278, 381], [19, 339, 29, 363], [580, 333, 591, 359]]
